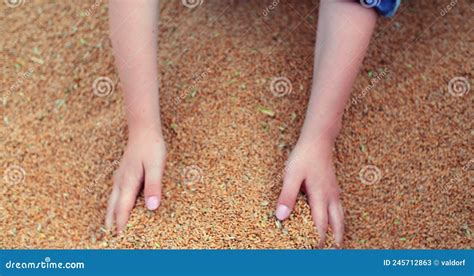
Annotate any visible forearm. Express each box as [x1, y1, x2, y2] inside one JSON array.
[[299, 0, 376, 144], [109, 0, 162, 137]]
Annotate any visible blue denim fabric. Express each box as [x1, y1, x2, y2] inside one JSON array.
[[359, 0, 401, 17]]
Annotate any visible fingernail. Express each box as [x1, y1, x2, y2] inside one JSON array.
[[275, 204, 291, 221], [146, 196, 160, 210]]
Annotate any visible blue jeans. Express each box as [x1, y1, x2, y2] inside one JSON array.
[[358, 0, 401, 17]]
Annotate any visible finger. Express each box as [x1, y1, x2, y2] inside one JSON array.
[[307, 186, 328, 247], [143, 158, 165, 211], [328, 200, 344, 247], [275, 167, 304, 221], [105, 175, 121, 230], [115, 174, 142, 232]]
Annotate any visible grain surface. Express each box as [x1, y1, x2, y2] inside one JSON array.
[[1, 0, 472, 249]]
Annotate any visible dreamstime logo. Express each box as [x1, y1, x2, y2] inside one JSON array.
[[262, 0, 280, 17], [175, 69, 209, 105], [352, 68, 390, 105], [83, 0, 102, 17], [5, 256, 85, 270], [447, 158, 473, 190], [182, 165, 203, 184], [86, 159, 120, 193], [440, 0, 457, 16], [3, 68, 34, 102], [4, 0, 24, 8], [3, 165, 26, 185], [181, 0, 203, 9], [270, 77, 293, 97], [360, 0, 380, 8], [359, 165, 382, 185], [270, 156, 300, 186], [92, 76, 115, 97], [447, 76, 470, 97]]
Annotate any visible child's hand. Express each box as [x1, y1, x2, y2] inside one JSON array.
[[275, 139, 344, 247], [105, 131, 166, 232], [108, 0, 165, 233], [272, 0, 376, 247]]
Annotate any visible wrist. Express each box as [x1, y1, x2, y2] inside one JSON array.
[[127, 119, 163, 141], [298, 116, 342, 146]]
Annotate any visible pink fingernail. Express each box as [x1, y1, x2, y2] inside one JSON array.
[[146, 196, 160, 210], [275, 204, 291, 221]]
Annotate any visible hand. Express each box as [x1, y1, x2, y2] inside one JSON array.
[[275, 138, 344, 247], [105, 131, 167, 232]]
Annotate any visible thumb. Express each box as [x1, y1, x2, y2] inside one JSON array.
[[275, 167, 304, 221], [144, 159, 165, 211]]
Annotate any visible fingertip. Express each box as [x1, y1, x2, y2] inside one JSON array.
[[144, 166, 163, 211], [115, 217, 126, 233], [277, 168, 304, 217], [335, 240, 343, 249], [114, 207, 131, 233], [334, 229, 344, 248], [145, 196, 160, 211], [318, 238, 325, 248], [105, 214, 113, 231], [105, 203, 116, 232], [318, 239, 325, 248], [106, 184, 120, 231], [334, 223, 344, 245], [329, 201, 345, 247], [275, 204, 292, 221], [317, 224, 328, 248]]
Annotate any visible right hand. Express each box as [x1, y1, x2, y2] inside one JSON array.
[[105, 131, 167, 232]]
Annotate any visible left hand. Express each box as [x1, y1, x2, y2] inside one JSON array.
[[275, 138, 344, 247]]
